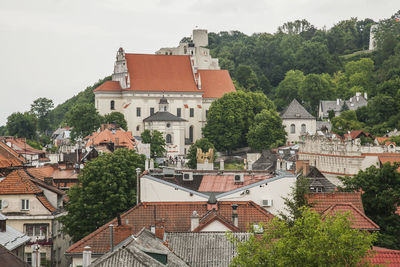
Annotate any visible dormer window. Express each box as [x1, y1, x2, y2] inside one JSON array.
[[295, 113, 300, 117]]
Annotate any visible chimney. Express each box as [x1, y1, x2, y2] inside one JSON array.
[[109, 224, 114, 252], [0, 214, 6, 232], [155, 219, 165, 240], [336, 98, 340, 105], [150, 158, 154, 170], [190, 211, 199, 231], [82, 246, 92, 267], [364, 92, 368, 100], [145, 159, 149, 171], [232, 204, 239, 228], [220, 159, 224, 171]]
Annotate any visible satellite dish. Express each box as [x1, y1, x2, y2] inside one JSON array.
[[2, 200, 8, 208]]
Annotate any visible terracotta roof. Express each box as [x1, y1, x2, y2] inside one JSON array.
[[367, 246, 400, 266], [2, 137, 44, 155], [198, 174, 272, 192], [126, 54, 199, 92], [37, 194, 56, 212], [52, 169, 78, 180], [0, 142, 25, 168], [26, 166, 55, 180], [378, 156, 400, 172], [198, 70, 236, 98], [306, 192, 364, 213], [343, 130, 370, 140], [66, 201, 274, 254], [376, 137, 390, 144], [321, 203, 379, 230], [0, 170, 42, 195], [93, 81, 122, 92], [85, 129, 135, 150]]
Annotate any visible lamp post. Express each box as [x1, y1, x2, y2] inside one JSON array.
[[136, 168, 141, 205]]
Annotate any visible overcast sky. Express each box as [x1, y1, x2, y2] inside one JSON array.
[[0, 0, 398, 126]]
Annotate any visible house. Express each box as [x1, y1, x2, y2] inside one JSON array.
[[0, 213, 30, 260], [0, 169, 70, 266], [296, 161, 336, 193], [0, 137, 48, 167], [89, 228, 188, 267], [25, 165, 79, 190], [94, 29, 235, 157], [0, 244, 31, 267], [306, 192, 380, 231], [0, 141, 25, 176], [318, 92, 368, 120], [280, 99, 316, 144], [298, 132, 400, 185], [66, 200, 273, 267], [84, 124, 136, 152], [276, 144, 298, 172], [140, 170, 296, 216]]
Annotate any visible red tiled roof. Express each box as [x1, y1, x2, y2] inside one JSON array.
[[66, 201, 274, 254], [37, 194, 56, 212], [306, 192, 364, 213], [343, 130, 370, 140], [52, 169, 78, 180], [198, 175, 272, 192], [85, 129, 135, 150], [93, 81, 122, 92], [198, 70, 236, 98], [378, 156, 400, 172], [0, 170, 42, 195], [0, 142, 25, 168], [26, 166, 55, 180], [126, 54, 198, 92], [321, 203, 379, 230], [367, 246, 400, 266], [2, 137, 44, 155], [375, 137, 390, 144]]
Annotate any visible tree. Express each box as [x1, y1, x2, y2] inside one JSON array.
[[140, 130, 166, 158], [66, 103, 103, 141], [300, 73, 335, 115], [60, 149, 145, 242], [340, 163, 400, 249], [247, 109, 286, 150], [103, 112, 128, 130], [328, 110, 335, 121], [229, 208, 376, 267], [331, 110, 364, 136], [280, 176, 310, 224], [295, 41, 335, 74], [30, 97, 54, 133], [6, 112, 37, 139], [187, 138, 216, 169], [234, 64, 259, 91], [203, 91, 275, 152], [274, 70, 305, 111]]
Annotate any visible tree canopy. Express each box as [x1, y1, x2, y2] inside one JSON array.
[[6, 112, 37, 139], [140, 130, 166, 158], [60, 148, 145, 242], [339, 163, 400, 249], [66, 103, 103, 141], [30, 97, 54, 133], [103, 112, 128, 130]]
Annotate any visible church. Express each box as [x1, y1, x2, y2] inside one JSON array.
[[93, 29, 236, 157]]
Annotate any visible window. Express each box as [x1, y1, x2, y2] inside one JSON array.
[[301, 124, 306, 133], [189, 126, 194, 143], [190, 108, 194, 117], [166, 134, 172, 144], [40, 253, 46, 266], [21, 199, 29, 210], [206, 110, 209, 118], [136, 125, 140, 131], [177, 108, 181, 118], [150, 107, 155, 115], [290, 124, 295, 134], [25, 253, 32, 265], [136, 107, 141, 117], [166, 123, 171, 128], [0, 200, 2, 210], [110, 100, 115, 110], [25, 224, 48, 239]]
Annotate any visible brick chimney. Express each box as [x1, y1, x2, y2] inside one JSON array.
[[296, 160, 310, 176], [155, 219, 165, 240]]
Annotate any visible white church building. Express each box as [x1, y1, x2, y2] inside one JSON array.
[[94, 29, 236, 156]]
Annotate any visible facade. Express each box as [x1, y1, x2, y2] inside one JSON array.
[[94, 30, 235, 157], [298, 133, 400, 184], [0, 137, 47, 167], [0, 213, 31, 260], [280, 99, 316, 144], [318, 92, 368, 120]]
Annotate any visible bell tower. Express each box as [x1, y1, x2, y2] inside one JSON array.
[[112, 47, 130, 89]]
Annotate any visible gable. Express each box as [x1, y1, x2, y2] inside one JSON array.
[[200, 220, 232, 232]]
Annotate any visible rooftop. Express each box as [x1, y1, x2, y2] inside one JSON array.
[[280, 99, 315, 120]]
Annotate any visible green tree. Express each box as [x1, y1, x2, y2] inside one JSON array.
[[234, 64, 259, 91], [140, 130, 166, 158], [60, 149, 145, 242], [229, 208, 376, 267], [187, 138, 215, 169], [30, 97, 54, 133], [274, 70, 305, 110], [203, 91, 275, 152], [331, 110, 364, 136], [340, 163, 400, 249], [6, 112, 37, 139], [280, 176, 310, 224], [66, 103, 103, 141], [247, 109, 286, 150], [300, 73, 335, 115], [103, 112, 128, 130], [295, 41, 335, 74]]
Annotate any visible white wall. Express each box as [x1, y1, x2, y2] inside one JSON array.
[[200, 220, 230, 232], [282, 118, 316, 143]]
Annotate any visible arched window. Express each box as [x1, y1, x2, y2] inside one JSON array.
[[189, 126, 194, 143], [110, 100, 115, 110], [166, 134, 172, 144], [301, 124, 306, 133], [136, 125, 140, 131], [290, 124, 295, 134]]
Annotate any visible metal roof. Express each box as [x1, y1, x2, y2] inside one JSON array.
[[0, 225, 31, 251], [143, 111, 187, 122]]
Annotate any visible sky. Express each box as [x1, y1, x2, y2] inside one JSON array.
[[0, 0, 398, 126]]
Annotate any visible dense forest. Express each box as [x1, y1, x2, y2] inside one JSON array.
[[1, 11, 400, 143]]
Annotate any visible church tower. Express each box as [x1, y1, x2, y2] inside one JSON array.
[[112, 47, 130, 89], [159, 96, 169, 112]]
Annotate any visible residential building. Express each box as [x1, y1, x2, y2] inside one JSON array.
[[280, 99, 316, 144], [84, 124, 136, 151], [66, 200, 273, 266], [94, 30, 235, 157], [0, 169, 70, 267], [298, 132, 400, 184], [0, 137, 48, 167], [318, 92, 368, 120], [0, 244, 30, 267], [0, 213, 30, 260], [0, 141, 25, 177]]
